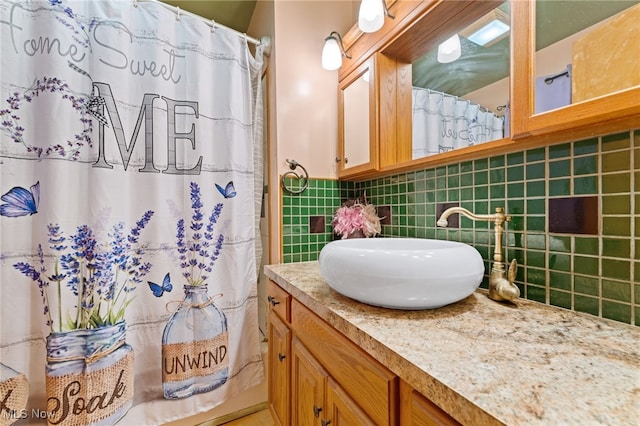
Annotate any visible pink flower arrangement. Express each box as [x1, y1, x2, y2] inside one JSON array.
[[331, 198, 381, 239]]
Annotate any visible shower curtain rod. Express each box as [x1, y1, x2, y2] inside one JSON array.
[[138, 0, 267, 50]]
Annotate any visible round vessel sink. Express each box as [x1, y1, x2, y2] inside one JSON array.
[[318, 238, 484, 310]]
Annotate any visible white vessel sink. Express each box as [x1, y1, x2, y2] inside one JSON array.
[[318, 238, 484, 310]]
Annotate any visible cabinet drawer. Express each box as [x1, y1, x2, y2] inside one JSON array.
[[267, 280, 291, 323], [292, 299, 398, 425]]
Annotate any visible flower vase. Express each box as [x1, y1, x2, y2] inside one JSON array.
[[161, 284, 229, 399], [45, 321, 134, 426], [0, 363, 29, 426]]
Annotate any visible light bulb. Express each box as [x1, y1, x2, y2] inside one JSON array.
[[322, 37, 342, 71], [359, 0, 384, 33]]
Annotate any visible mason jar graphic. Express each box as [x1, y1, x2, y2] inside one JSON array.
[[45, 321, 134, 426], [162, 284, 229, 399]]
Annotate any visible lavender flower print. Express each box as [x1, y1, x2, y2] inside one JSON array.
[[13, 211, 155, 332]]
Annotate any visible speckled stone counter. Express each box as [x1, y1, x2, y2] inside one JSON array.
[[264, 261, 640, 426]]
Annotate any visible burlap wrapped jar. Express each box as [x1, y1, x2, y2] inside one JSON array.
[[0, 363, 29, 426]]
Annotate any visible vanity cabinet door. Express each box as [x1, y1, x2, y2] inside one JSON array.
[[511, 0, 640, 141], [326, 377, 376, 426], [268, 312, 291, 426], [291, 338, 327, 426], [399, 380, 461, 426], [338, 57, 378, 179]]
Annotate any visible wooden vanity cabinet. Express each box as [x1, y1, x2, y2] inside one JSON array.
[[267, 280, 466, 425]]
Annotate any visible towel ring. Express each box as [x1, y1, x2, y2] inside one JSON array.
[[281, 159, 309, 195]]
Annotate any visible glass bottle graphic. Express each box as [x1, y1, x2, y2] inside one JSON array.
[[162, 284, 229, 399]]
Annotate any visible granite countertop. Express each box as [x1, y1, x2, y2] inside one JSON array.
[[264, 261, 640, 426]]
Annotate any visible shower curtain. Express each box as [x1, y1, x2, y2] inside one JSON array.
[[0, 1, 265, 425], [412, 87, 504, 159]]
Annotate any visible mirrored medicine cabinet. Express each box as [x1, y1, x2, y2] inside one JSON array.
[[337, 0, 640, 180]]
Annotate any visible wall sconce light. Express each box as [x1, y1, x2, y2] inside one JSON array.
[[358, 0, 394, 33], [437, 34, 461, 63], [322, 31, 351, 71]]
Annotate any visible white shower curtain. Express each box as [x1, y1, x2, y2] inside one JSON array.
[[412, 87, 504, 159], [0, 1, 264, 424]]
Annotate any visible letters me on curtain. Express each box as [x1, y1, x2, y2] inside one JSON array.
[[0, 1, 265, 424]]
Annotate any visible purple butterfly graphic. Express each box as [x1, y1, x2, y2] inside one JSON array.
[[0, 181, 40, 217], [215, 181, 237, 199]]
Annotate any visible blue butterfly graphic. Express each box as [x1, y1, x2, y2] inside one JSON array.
[[0, 181, 40, 218], [148, 273, 173, 297], [216, 181, 237, 199]]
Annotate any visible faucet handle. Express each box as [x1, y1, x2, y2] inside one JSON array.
[[507, 258, 517, 284]]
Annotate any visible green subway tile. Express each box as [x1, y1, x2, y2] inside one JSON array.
[[549, 235, 571, 252], [527, 233, 546, 250], [507, 165, 524, 182], [549, 271, 571, 290], [549, 179, 570, 196], [602, 150, 630, 173], [448, 175, 459, 188], [602, 238, 631, 258], [490, 168, 505, 184], [550, 289, 571, 309], [527, 147, 546, 162], [574, 176, 598, 194], [527, 216, 545, 232], [549, 143, 571, 159], [461, 161, 473, 172], [461, 187, 474, 200], [475, 230, 490, 244], [549, 160, 570, 178], [508, 198, 524, 213], [603, 217, 630, 237], [527, 285, 546, 303], [460, 172, 474, 187], [574, 256, 599, 276], [574, 138, 598, 155], [436, 176, 446, 189], [635, 130, 640, 146], [602, 279, 631, 303], [490, 155, 505, 168], [575, 275, 599, 296], [603, 195, 631, 215], [549, 253, 571, 272], [436, 166, 447, 176], [527, 180, 545, 197], [602, 258, 630, 281], [527, 250, 546, 268], [573, 156, 597, 175], [448, 189, 460, 201], [426, 169, 436, 179], [526, 163, 545, 180], [602, 172, 631, 193], [636, 308, 640, 327], [448, 164, 459, 174], [602, 300, 631, 324], [507, 183, 524, 199], [509, 215, 525, 231], [474, 171, 488, 186], [527, 198, 545, 215], [574, 294, 599, 316], [636, 171, 640, 190], [527, 267, 546, 286], [490, 184, 505, 199], [475, 158, 488, 170], [636, 282, 640, 304], [602, 131, 630, 151], [507, 151, 524, 165], [635, 148, 640, 169], [575, 237, 599, 255], [475, 186, 488, 200]]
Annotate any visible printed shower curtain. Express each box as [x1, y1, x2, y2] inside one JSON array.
[[412, 87, 504, 159], [0, 1, 265, 425]]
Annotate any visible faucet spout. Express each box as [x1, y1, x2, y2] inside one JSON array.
[[436, 206, 519, 304]]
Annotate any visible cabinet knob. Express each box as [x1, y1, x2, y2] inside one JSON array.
[[278, 353, 286, 362], [267, 296, 280, 306], [313, 405, 322, 417], [321, 420, 331, 426], [344, 157, 349, 164], [335, 157, 341, 163]]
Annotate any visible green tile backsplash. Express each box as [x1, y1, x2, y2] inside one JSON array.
[[281, 129, 639, 326]]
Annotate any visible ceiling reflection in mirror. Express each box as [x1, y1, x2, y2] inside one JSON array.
[[410, 1, 510, 160]]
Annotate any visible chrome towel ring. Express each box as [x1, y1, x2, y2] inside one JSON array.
[[281, 159, 309, 195]]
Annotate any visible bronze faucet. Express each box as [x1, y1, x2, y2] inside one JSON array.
[[437, 207, 520, 303]]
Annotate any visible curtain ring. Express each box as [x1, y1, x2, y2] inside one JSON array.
[[175, 6, 181, 21], [211, 19, 216, 33]]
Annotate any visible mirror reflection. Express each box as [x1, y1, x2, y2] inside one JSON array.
[[534, 0, 639, 113], [410, 1, 510, 160]]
